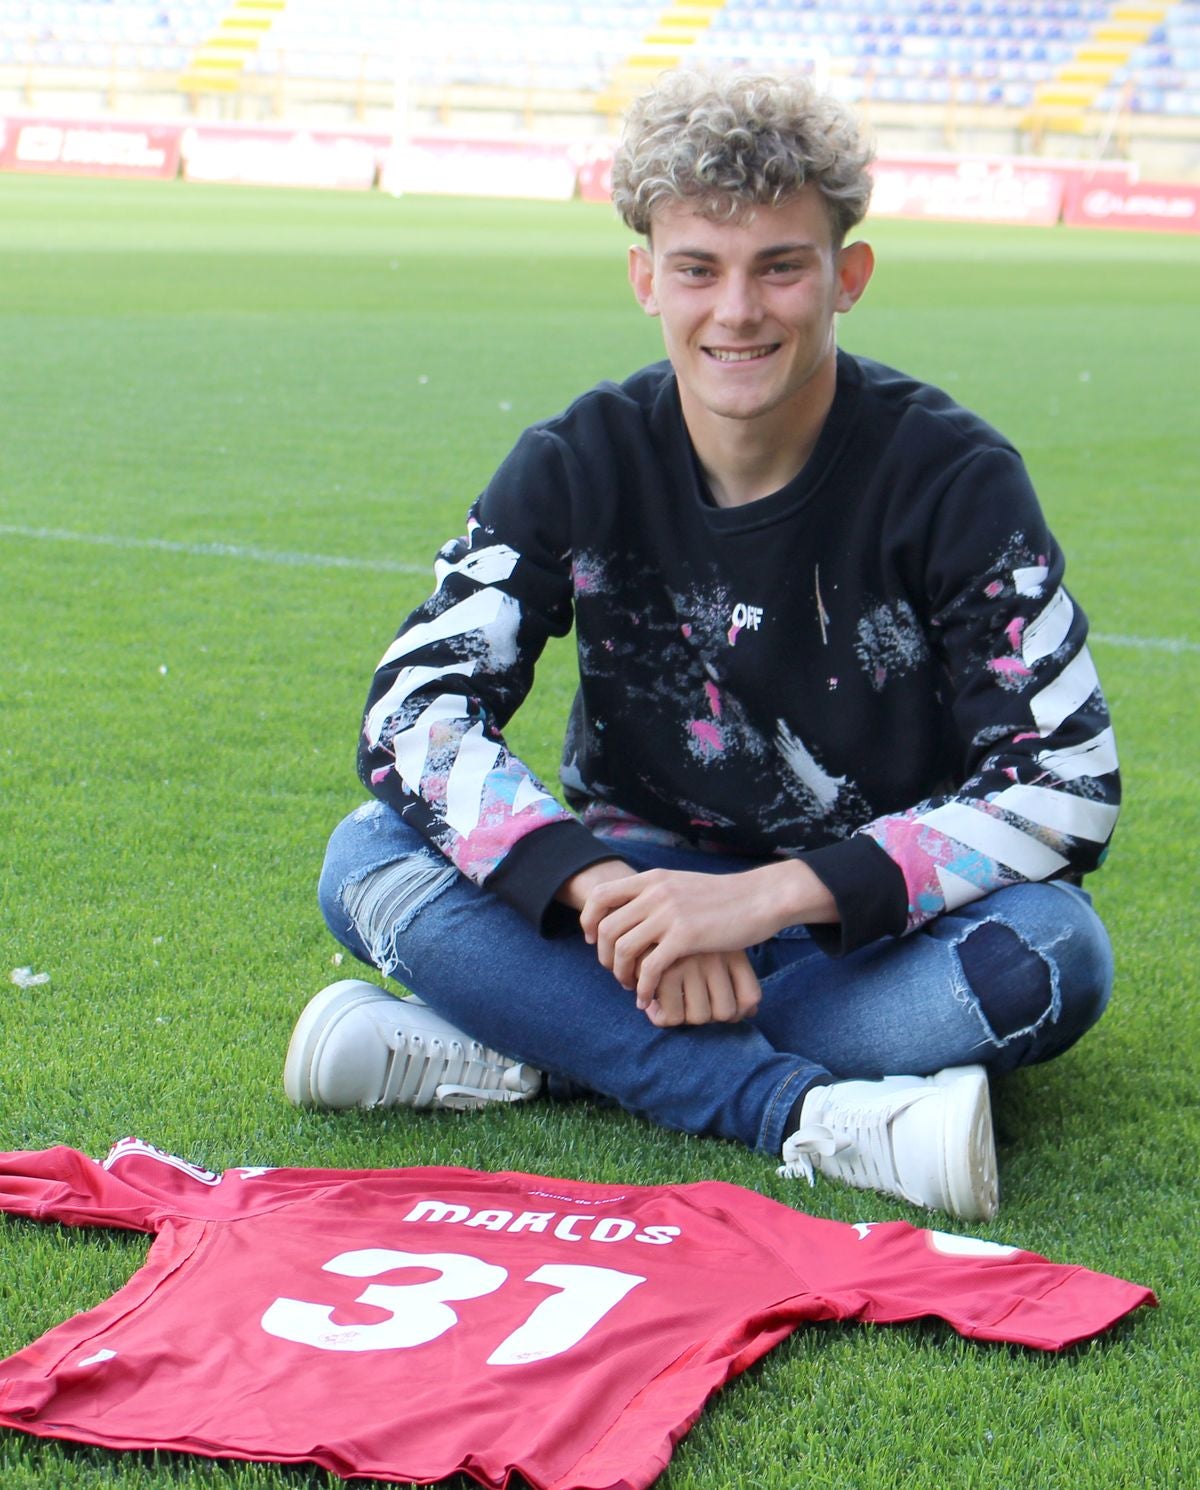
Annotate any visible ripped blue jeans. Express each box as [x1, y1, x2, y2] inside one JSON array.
[[318, 802, 1113, 1156]]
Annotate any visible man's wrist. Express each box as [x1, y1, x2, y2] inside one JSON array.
[[555, 858, 637, 912], [759, 858, 839, 929]]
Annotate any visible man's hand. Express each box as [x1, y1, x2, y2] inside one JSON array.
[[559, 861, 761, 1025], [559, 856, 834, 1029], [580, 861, 837, 1003], [639, 949, 761, 1026]]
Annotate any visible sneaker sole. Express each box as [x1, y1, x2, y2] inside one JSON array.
[[283, 979, 399, 1108], [933, 1065, 999, 1222]]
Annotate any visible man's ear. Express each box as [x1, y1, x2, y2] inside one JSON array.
[[834, 239, 875, 314], [628, 244, 659, 316]]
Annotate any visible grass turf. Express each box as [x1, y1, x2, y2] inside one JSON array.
[[0, 174, 1197, 1489]]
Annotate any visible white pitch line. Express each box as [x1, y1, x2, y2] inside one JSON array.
[[1091, 633, 1199, 656], [0, 524, 426, 576], [2, 523, 1197, 656]]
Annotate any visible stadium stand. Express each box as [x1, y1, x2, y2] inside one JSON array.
[[0, 1, 1196, 169], [1098, 1, 1200, 115]]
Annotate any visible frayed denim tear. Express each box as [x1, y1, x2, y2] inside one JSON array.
[[338, 844, 457, 982], [948, 912, 1064, 1050]]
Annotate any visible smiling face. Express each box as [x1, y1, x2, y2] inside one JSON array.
[[628, 187, 874, 448]]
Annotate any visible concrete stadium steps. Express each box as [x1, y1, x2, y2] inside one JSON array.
[[1027, 1, 1173, 130], [601, 0, 729, 111], [180, 0, 287, 94]]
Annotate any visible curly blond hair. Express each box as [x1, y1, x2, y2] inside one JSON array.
[[610, 70, 874, 244]]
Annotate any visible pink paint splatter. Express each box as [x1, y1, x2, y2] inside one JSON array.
[[681, 623, 692, 638], [571, 556, 603, 595], [985, 580, 1004, 598], [704, 681, 722, 717], [1005, 617, 1026, 651], [988, 656, 1032, 679], [688, 720, 725, 754], [727, 624, 742, 647]]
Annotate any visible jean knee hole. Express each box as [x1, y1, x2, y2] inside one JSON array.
[[957, 920, 1056, 1041]]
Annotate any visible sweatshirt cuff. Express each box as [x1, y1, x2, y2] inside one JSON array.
[[484, 820, 622, 937], [797, 835, 909, 956]]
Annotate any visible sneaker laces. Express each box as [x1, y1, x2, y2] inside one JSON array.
[[380, 1024, 540, 1111], [436, 1065, 541, 1110], [776, 1124, 852, 1184], [777, 1089, 926, 1197]]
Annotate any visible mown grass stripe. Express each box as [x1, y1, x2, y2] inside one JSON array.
[[1091, 632, 1199, 655], [0, 524, 425, 576]]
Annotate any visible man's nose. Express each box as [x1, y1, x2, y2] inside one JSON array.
[[713, 272, 763, 330]]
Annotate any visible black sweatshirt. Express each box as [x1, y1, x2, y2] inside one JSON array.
[[359, 351, 1118, 954]]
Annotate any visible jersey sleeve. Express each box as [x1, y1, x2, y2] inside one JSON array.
[[0, 1143, 172, 1233], [807, 446, 1120, 951], [792, 1216, 1154, 1350], [358, 427, 616, 930], [0, 1141, 358, 1232]]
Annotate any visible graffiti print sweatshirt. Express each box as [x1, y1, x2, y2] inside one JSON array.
[[358, 352, 1119, 955]]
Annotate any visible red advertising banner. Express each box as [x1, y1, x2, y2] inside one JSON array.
[[573, 141, 615, 205], [869, 156, 1066, 225], [382, 135, 578, 202], [180, 125, 387, 191], [568, 147, 1138, 224], [0, 116, 181, 179], [6, 113, 1192, 241], [1062, 176, 1200, 234]]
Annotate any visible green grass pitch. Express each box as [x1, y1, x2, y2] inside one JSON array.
[[0, 173, 1197, 1488]]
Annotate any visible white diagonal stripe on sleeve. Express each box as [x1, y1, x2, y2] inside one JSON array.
[[1030, 647, 1099, 735], [434, 544, 521, 587], [936, 865, 982, 913], [443, 722, 504, 836], [1014, 564, 1049, 597], [991, 783, 1119, 844], [392, 694, 471, 795], [1022, 589, 1074, 666], [920, 802, 1071, 879], [1035, 727, 1119, 783], [512, 775, 557, 816], [364, 661, 479, 748], [376, 588, 509, 670]]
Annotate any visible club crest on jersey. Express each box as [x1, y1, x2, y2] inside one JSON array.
[[401, 1198, 680, 1246]]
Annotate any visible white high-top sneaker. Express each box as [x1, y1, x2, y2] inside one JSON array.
[[778, 1065, 999, 1221], [283, 980, 543, 1113]]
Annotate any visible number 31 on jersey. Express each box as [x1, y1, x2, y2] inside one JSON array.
[[262, 1248, 646, 1367]]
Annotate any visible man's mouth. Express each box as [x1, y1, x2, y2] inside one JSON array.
[[704, 345, 779, 363]]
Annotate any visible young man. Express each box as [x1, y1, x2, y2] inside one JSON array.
[[285, 72, 1118, 1221]]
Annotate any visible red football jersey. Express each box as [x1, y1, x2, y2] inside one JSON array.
[[0, 1141, 1154, 1489]]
